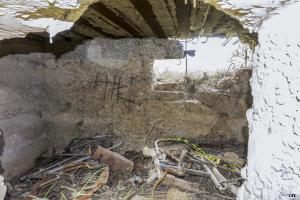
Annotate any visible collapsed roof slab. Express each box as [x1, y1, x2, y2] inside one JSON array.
[[0, 0, 258, 48], [59, 0, 258, 47]]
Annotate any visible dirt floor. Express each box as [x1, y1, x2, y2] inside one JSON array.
[[5, 135, 246, 200]]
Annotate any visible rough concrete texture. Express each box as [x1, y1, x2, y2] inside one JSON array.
[[195, 69, 252, 143], [0, 0, 258, 47], [0, 0, 290, 42], [0, 54, 52, 179], [154, 82, 180, 91], [0, 38, 183, 179], [0, 38, 250, 180], [238, 2, 300, 199]]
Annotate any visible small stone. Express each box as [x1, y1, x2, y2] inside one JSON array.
[[128, 175, 143, 185]]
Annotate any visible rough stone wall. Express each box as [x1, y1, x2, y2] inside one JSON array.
[[0, 38, 251, 180], [0, 54, 52, 179], [152, 68, 252, 145], [196, 68, 252, 143], [0, 38, 183, 179], [44, 39, 185, 151], [45, 42, 251, 151], [238, 2, 300, 199]]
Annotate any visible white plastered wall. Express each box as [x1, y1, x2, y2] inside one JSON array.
[[238, 2, 300, 199]]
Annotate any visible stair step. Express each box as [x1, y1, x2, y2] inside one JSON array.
[[154, 82, 181, 91], [151, 91, 185, 101]]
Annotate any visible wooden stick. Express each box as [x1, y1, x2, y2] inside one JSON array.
[[143, 120, 162, 147]]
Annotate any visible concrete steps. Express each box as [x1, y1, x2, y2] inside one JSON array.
[[154, 82, 181, 91], [151, 91, 185, 101]]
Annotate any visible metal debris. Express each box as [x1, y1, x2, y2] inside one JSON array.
[[7, 134, 123, 200], [65, 134, 123, 155], [92, 145, 134, 175], [32, 156, 91, 176], [8, 135, 242, 200], [159, 161, 210, 177], [145, 138, 242, 198]]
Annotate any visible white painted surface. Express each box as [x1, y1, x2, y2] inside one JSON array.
[[210, 0, 298, 31], [238, 2, 300, 199], [22, 18, 73, 43], [0, 0, 80, 40]]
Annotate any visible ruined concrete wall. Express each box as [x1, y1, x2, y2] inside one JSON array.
[[0, 38, 250, 180], [0, 54, 52, 179], [238, 3, 300, 199], [43, 38, 184, 151], [0, 38, 183, 179], [45, 38, 251, 151], [196, 68, 252, 143], [152, 68, 252, 144]]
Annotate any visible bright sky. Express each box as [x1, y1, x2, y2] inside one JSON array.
[[153, 37, 243, 75]]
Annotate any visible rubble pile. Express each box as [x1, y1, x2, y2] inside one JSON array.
[[6, 135, 245, 200]]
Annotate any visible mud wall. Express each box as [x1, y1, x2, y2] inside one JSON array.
[[238, 2, 300, 199], [0, 38, 250, 180]]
